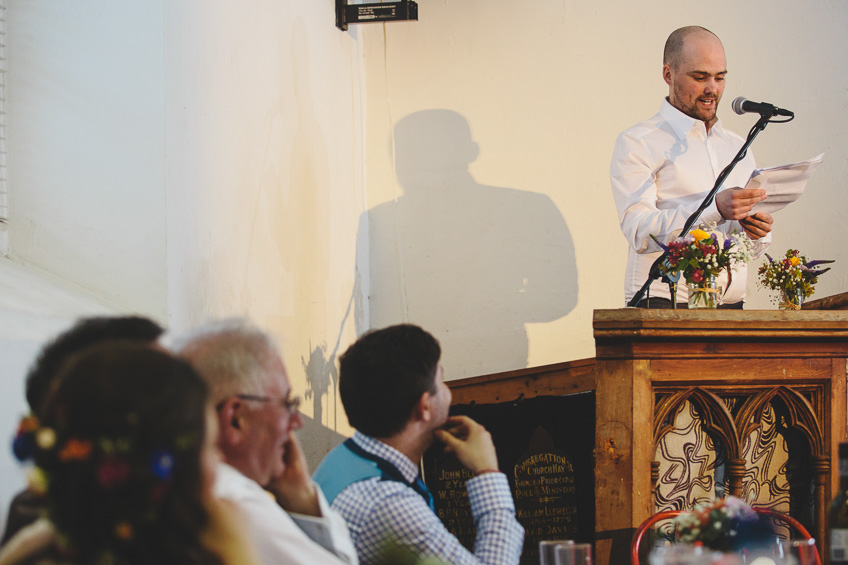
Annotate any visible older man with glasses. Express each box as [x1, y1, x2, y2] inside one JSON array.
[[177, 319, 357, 565]]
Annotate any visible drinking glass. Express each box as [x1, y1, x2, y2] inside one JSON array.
[[769, 539, 819, 565], [554, 542, 592, 565], [540, 540, 592, 565], [540, 540, 573, 565]]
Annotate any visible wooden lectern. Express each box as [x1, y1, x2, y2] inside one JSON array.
[[446, 309, 848, 565], [804, 290, 848, 310]]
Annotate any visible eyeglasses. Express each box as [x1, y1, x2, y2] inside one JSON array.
[[216, 393, 301, 413]]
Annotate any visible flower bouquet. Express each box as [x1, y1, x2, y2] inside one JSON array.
[[652, 226, 755, 308], [673, 496, 774, 553], [757, 249, 834, 310]]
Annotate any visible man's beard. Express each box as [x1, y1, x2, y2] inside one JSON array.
[[677, 91, 719, 124]]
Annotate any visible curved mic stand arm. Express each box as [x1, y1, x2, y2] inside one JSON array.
[[627, 113, 772, 308]]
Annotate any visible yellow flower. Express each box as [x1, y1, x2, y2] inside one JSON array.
[[691, 229, 710, 242], [27, 467, 49, 495], [790, 256, 801, 266]]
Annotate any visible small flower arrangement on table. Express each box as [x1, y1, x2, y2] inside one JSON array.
[[652, 226, 755, 308], [673, 496, 775, 553], [757, 249, 834, 310]]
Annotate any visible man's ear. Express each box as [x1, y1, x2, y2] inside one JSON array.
[[413, 391, 433, 424], [217, 398, 246, 445], [662, 64, 673, 86]]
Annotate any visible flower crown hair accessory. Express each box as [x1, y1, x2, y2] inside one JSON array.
[[12, 412, 199, 547]]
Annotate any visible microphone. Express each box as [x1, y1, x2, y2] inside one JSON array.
[[731, 97, 794, 118]]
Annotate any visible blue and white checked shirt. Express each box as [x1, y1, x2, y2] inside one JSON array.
[[330, 432, 524, 565]]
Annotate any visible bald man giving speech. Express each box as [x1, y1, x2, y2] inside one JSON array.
[[610, 26, 773, 308]]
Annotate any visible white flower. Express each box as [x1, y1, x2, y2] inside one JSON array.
[[36, 428, 56, 449]]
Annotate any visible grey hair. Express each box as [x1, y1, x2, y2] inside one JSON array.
[[173, 318, 282, 403]]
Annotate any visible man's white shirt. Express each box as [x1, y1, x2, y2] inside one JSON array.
[[214, 462, 358, 565], [611, 98, 770, 304]]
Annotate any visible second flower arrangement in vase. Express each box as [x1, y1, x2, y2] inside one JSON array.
[[757, 249, 834, 309], [652, 226, 755, 308]]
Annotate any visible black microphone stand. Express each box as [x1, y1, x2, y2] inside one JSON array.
[[627, 112, 773, 308]]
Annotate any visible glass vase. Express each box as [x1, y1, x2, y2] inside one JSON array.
[[687, 275, 721, 309], [779, 288, 805, 310]]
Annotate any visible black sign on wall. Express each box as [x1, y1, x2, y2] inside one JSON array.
[[423, 393, 595, 565]]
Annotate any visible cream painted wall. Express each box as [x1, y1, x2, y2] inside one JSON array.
[[7, 0, 168, 320], [4, 0, 364, 428], [162, 2, 365, 442], [358, 0, 848, 378]]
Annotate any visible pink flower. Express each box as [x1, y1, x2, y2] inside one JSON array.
[[691, 270, 704, 283], [98, 456, 131, 489]]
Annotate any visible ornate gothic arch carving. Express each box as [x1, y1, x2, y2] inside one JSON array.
[[654, 387, 739, 457], [735, 386, 823, 456], [652, 387, 743, 508]]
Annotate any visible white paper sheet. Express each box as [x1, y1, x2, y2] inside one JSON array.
[[736, 153, 824, 215]]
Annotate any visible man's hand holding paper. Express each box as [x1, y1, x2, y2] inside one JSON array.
[[716, 187, 767, 220], [739, 212, 774, 239], [733, 153, 824, 216], [716, 187, 773, 240]]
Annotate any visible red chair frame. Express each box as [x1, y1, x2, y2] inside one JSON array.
[[630, 508, 820, 565]]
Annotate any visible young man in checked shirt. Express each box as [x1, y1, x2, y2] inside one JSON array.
[[314, 324, 524, 564]]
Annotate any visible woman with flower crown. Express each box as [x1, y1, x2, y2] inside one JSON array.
[[0, 342, 259, 565]]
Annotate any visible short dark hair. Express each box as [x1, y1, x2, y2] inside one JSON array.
[[26, 316, 164, 416], [37, 342, 220, 565], [339, 324, 441, 438]]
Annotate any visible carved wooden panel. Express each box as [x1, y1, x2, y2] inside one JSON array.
[[652, 386, 821, 539]]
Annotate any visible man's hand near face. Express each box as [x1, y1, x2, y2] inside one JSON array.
[[267, 433, 321, 517], [434, 415, 499, 475]]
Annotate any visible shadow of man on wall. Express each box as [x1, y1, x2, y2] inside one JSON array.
[[357, 109, 577, 377]]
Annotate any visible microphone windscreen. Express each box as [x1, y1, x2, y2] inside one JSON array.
[[731, 96, 748, 115]]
